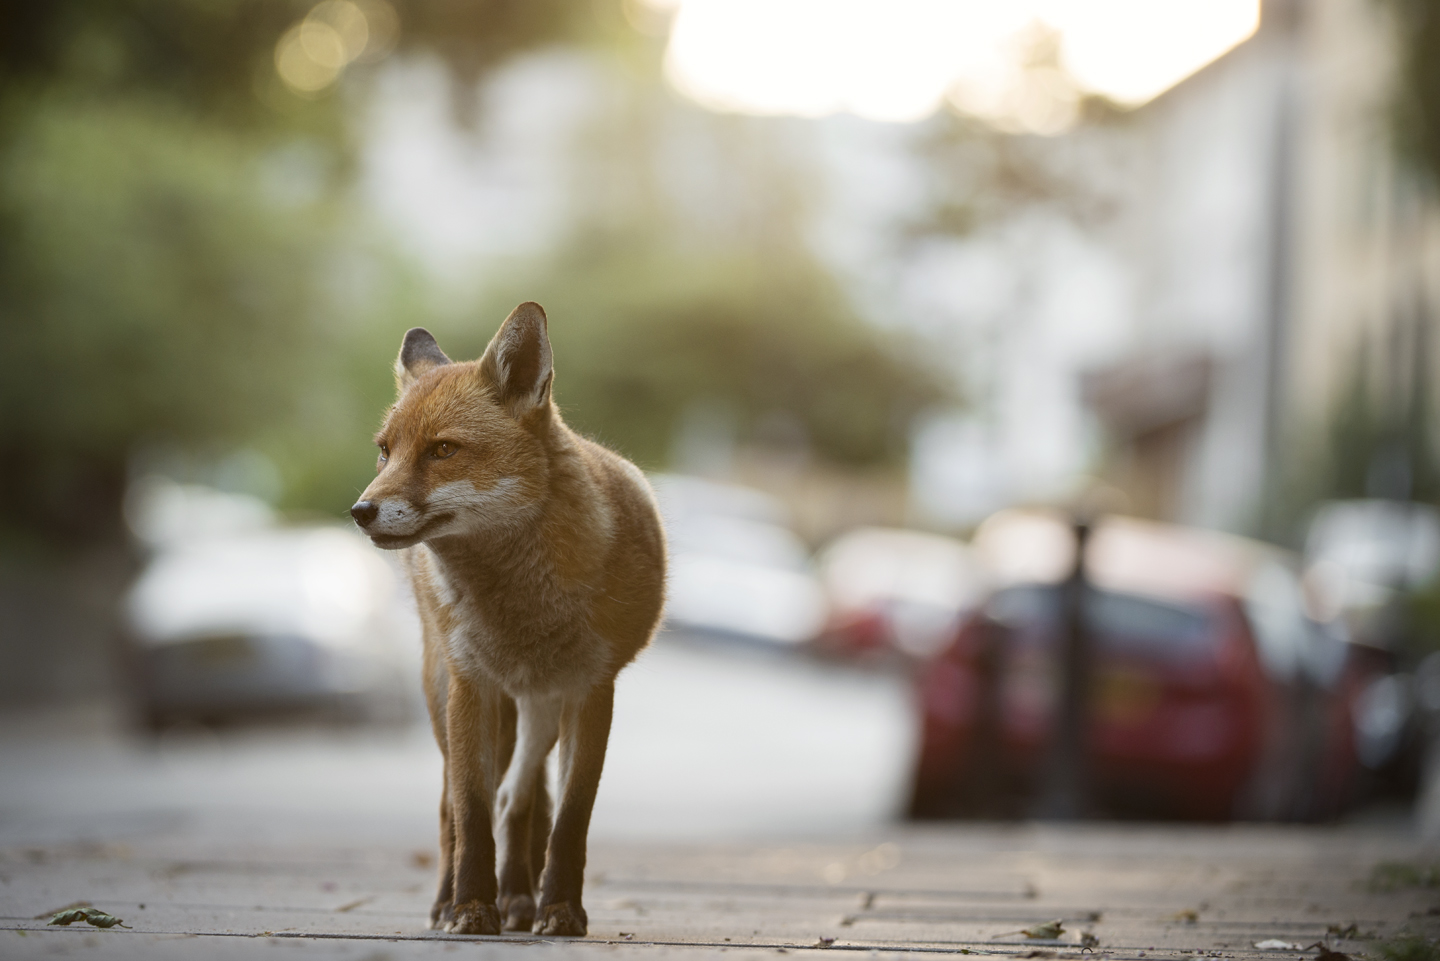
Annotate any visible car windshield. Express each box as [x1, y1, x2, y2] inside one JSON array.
[[986, 584, 1213, 661]]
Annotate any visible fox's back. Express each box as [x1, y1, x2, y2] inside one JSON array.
[[570, 433, 667, 666]]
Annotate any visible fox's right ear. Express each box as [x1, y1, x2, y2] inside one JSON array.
[[479, 302, 553, 420], [394, 328, 451, 392]]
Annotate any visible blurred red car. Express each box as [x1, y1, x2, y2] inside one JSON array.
[[910, 510, 1365, 821], [812, 527, 978, 663]]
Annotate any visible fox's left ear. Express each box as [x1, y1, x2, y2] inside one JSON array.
[[394, 327, 451, 392], [480, 302, 553, 419]]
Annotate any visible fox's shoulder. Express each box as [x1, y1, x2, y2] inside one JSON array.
[[565, 432, 654, 509]]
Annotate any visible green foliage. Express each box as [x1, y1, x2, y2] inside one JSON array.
[[0, 0, 619, 548], [0, 1, 615, 121], [1373, 935, 1440, 961], [1269, 326, 1440, 545], [1385, 0, 1440, 187], [0, 92, 339, 543], [450, 242, 950, 470], [1369, 861, 1440, 892]]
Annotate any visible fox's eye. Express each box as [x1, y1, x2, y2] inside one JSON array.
[[432, 441, 458, 459], [376, 443, 389, 471]]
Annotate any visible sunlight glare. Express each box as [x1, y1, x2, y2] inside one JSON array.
[[657, 0, 1260, 129]]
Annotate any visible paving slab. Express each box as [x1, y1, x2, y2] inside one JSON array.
[[2, 823, 1435, 960]]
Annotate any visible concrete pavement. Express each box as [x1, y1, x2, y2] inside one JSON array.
[[1, 639, 1437, 958], [1, 820, 1434, 959]]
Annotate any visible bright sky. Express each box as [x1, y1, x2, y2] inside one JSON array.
[[652, 0, 1260, 130]]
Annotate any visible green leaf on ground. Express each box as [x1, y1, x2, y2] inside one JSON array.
[[1373, 935, 1440, 961], [47, 907, 128, 929], [1370, 863, 1440, 892], [1022, 920, 1065, 940]]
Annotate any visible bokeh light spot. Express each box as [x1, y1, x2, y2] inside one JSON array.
[[274, 0, 400, 95]]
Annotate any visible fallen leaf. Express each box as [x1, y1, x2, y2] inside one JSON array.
[[1255, 940, 1300, 951], [1171, 910, 1199, 923], [816, 937, 836, 947], [1326, 925, 1359, 940], [1022, 951, 1058, 958], [1081, 932, 1101, 951], [35, 901, 92, 920], [1023, 921, 1066, 940], [1306, 943, 1350, 961], [49, 908, 128, 929], [334, 896, 373, 913]]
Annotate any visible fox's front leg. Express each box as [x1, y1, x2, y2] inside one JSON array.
[[430, 763, 456, 929], [535, 680, 614, 937], [496, 695, 561, 931], [445, 672, 501, 936]]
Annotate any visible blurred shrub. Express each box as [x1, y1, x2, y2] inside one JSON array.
[[450, 241, 951, 470], [0, 0, 619, 551], [0, 93, 341, 547]]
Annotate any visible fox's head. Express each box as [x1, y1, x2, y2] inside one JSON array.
[[350, 302, 555, 550]]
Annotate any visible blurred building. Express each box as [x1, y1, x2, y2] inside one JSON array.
[[1086, 0, 1440, 534]]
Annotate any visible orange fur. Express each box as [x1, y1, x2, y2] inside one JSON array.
[[352, 303, 666, 936]]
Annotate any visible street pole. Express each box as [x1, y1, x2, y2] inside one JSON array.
[[1035, 516, 1093, 819]]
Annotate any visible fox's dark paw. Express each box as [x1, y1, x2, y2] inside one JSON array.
[[428, 898, 454, 930], [500, 894, 535, 932], [447, 900, 501, 936], [534, 901, 587, 937]]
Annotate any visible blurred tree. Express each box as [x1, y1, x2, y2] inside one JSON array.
[[0, 0, 624, 550], [1386, 0, 1440, 187], [463, 242, 948, 471], [423, 50, 952, 474], [0, 94, 333, 547]]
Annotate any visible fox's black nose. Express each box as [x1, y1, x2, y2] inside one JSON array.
[[350, 500, 378, 528]]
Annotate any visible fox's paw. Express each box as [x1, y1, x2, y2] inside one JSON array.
[[500, 893, 535, 932], [446, 900, 501, 936], [534, 901, 587, 937], [429, 898, 454, 930]]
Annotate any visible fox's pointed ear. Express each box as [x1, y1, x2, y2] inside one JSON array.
[[394, 328, 451, 392], [479, 302, 553, 419]]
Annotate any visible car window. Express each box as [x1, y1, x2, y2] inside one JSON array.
[[985, 585, 1212, 660], [1086, 590, 1211, 659]]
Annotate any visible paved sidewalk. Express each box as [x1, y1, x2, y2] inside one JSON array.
[[2, 821, 1434, 959]]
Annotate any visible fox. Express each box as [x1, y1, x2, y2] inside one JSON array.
[[349, 302, 666, 937]]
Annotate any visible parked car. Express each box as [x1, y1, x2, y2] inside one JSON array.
[[910, 509, 1363, 821], [1303, 499, 1440, 794], [813, 526, 978, 662], [121, 478, 417, 728], [650, 474, 827, 647]]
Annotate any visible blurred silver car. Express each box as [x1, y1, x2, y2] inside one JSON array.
[[122, 479, 416, 728], [650, 474, 827, 647]]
